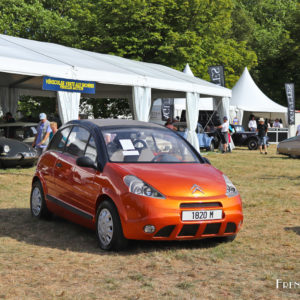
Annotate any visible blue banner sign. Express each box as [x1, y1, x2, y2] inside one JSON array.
[[43, 76, 96, 94]]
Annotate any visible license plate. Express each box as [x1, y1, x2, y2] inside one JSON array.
[[182, 210, 222, 221]]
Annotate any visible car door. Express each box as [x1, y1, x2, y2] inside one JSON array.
[[43, 126, 72, 199], [49, 126, 74, 204], [53, 126, 91, 211], [71, 135, 100, 216]]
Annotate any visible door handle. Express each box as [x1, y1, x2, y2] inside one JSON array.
[[56, 162, 62, 168]]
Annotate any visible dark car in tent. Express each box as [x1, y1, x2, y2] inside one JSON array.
[[0, 137, 38, 168], [230, 124, 260, 150], [0, 122, 38, 145]]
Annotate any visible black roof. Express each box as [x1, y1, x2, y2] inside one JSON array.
[[69, 119, 165, 130]]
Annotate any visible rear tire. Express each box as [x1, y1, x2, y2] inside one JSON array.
[[96, 200, 128, 251], [30, 181, 52, 219], [247, 138, 258, 150]]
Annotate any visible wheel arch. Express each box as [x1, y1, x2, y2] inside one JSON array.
[[95, 193, 126, 223], [31, 175, 48, 197]]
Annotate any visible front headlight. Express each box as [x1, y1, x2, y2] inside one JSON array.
[[223, 174, 239, 197], [124, 175, 165, 199], [3, 145, 10, 153]]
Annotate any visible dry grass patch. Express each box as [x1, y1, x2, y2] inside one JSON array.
[[0, 145, 299, 299]]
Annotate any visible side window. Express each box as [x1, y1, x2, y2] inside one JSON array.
[[48, 127, 71, 152], [65, 126, 90, 157], [85, 136, 97, 162]]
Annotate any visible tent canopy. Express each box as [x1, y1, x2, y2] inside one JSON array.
[[231, 67, 287, 113], [0, 34, 231, 99], [0, 34, 231, 150]]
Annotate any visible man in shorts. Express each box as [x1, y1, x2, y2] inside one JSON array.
[[218, 116, 229, 153], [256, 117, 268, 154]]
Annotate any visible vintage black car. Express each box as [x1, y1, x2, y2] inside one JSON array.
[[0, 137, 38, 168], [231, 125, 260, 150]]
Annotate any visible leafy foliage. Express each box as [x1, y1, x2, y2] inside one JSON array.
[[0, 0, 299, 117], [231, 0, 299, 108], [80, 98, 131, 119]]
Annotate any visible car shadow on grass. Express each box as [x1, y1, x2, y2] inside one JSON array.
[[0, 208, 225, 255], [284, 227, 300, 236]]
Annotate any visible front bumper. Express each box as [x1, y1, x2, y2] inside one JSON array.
[[121, 194, 243, 241], [0, 153, 38, 167]]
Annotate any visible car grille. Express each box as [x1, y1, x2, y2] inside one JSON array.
[[178, 224, 199, 236], [153, 222, 236, 238], [154, 225, 176, 237], [203, 223, 221, 235], [180, 202, 222, 208]]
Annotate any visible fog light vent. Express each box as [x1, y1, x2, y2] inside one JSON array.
[[144, 225, 156, 234]]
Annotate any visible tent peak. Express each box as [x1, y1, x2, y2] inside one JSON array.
[[183, 64, 194, 77]]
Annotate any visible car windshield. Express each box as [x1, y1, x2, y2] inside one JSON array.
[[234, 126, 245, 133], [0, 126, 37, 140], [102, 127, 200, 163]]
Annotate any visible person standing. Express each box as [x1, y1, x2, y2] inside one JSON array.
[[248, 115, 257, 132], [4, 112, 16, 123], [217, 116, 229, 153], [49, 121, 58, 140], [32, 113, 52, 156], [256, 118, 268, 154], [164, 118, 177, 131], [296, 124, 300, 136], [273, 118, 281, 128]]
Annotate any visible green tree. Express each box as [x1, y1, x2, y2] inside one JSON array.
[[80, 98, 131, 119], [232, 0, 299, 108], [18, 96, 57, 120], [0, 0, 77, 45], [75, 0, 257, 88]]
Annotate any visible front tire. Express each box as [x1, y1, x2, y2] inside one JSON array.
[[30, 181, 52, 219], [207, 142, 214, 152], [247, 138, 258, 150], [96, 200, 128, 251]]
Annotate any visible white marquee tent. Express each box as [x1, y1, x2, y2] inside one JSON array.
[[230, 67, 287, 127], [0, 34, 231, 150]]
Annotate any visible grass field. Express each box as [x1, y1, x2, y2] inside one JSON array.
[[0, 145, 299, 299]]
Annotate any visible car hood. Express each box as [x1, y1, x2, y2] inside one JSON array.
[[111, 163, 226, 198], [0, 137, 35, 156]]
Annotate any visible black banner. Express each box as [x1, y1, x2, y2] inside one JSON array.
[[161, 98, 174, 121], [208, 66, 225, 87], [285, 83, 295, 125]]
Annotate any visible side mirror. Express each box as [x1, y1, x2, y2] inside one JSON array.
[[76, 156, 97, 169]]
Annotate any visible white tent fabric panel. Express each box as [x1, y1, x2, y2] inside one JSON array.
[[132, 86, 152, 122], [57, 91, 81, 124], [186, 92, 200, 152], [0, 34, 231, 97], [0, 87, 21, 116], [231, 67, 287, 113]]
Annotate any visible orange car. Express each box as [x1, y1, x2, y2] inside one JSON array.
[[30, 119, 243, 250]]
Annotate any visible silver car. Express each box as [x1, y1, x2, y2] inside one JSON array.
[[277, 136, 300, 158]]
